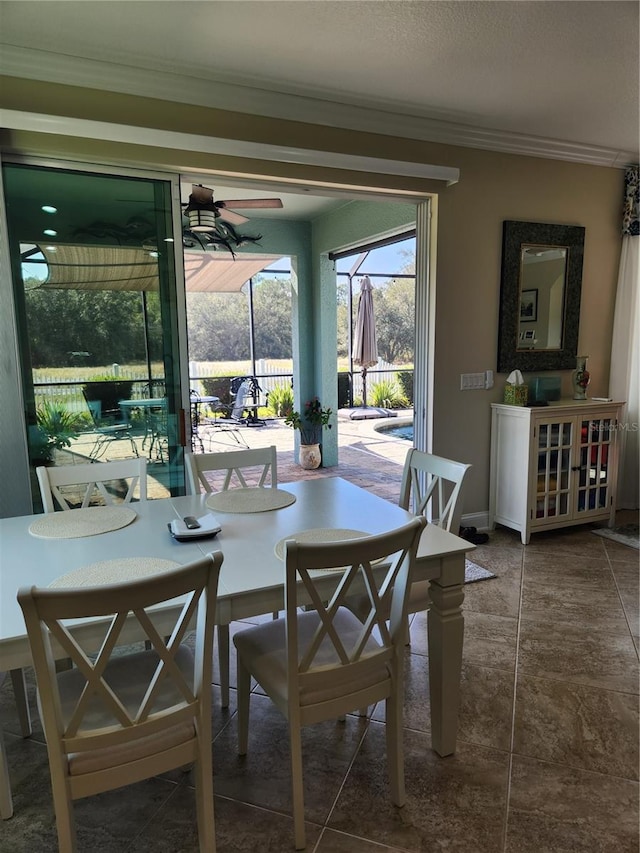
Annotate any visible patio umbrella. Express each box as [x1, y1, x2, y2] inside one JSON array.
[[352, 275, 378, 408]]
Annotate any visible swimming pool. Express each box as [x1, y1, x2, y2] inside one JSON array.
[[375, 420, 414, 441]]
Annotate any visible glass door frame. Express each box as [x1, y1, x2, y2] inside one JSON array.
[[0, 155, 191, 508]]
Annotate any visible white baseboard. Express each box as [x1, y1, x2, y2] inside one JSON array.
[[460, 511, 490, 532]]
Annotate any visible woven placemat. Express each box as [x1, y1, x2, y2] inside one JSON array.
[[274, 528, 370, 560], [205, 487, 296, 514], [49, 557, 181, 588], [274, 528, 390, 573], [29, 506, 137, 540]]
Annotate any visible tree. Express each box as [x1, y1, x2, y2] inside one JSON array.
[[374, 277, 415, 363], [24, 285, 153, 367]]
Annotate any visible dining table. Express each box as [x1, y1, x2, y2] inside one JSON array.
[[0, 476, 473, 819]]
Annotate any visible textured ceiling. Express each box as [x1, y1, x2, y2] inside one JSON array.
[[0, 0, 637, 158]]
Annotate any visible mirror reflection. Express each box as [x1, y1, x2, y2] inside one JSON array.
[[497, 220, 585, 373], [517, 245, 567, 351]]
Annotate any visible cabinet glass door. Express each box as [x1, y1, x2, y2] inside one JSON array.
[[576, 416, 613, 516], [535, 419, 573, 521]]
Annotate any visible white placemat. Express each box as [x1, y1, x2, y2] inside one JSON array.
[[49, 557, 181, 588], [274, 528, 388, 572], [29, 506, 137, 540], [205, 487, 296, 514], [274, 528, 370, 560]]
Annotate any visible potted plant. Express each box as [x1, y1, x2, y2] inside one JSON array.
[[284, 397, 332, 469], [31, 402, 87, 465]]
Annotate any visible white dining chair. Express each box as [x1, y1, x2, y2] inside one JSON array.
[[17, 553, 222, 853], [185, 446, 277, 494], [233, 517, 425, 850], [185, 447, 278, 708], [36, 457, 148, 513], [12, 458, 150, 738], [346, 448, 471, 637]]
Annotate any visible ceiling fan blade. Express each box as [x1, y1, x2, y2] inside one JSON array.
[[220, 198, 283, 210], [218, 209, 250, 226]]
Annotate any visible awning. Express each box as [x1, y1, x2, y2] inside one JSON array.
[[35, 245, 283, 293]]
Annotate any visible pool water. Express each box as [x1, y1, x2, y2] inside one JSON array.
[[377, 423, 414, 441]]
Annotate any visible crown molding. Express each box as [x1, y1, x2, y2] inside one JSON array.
[[0, 45, 635, 169], [0, 109, 460, 186]]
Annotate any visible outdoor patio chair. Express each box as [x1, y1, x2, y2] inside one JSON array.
[[185, 446, 278, 708], [346, 448, 471, 639], [228, 376, 266, 426], [82, 389, 139, 461], [17, 553, 222, 853], [36, 457, 148, 512], [233, 517, 425, 850]]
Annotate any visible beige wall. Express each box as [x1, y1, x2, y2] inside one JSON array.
[[0, 78, 624, 514]]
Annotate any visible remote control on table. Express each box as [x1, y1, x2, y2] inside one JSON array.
[[183, 516, 201, 530]]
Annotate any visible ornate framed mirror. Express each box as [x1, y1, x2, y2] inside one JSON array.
[[497, 220, 585, 372]]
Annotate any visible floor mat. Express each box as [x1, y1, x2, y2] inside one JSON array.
[[464, 560, 497, 583], [592, 523, 640, 550]]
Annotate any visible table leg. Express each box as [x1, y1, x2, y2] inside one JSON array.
[[0, 727, 13, 819], [427, 554, 465, 757]]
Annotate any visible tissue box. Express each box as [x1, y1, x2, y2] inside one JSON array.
[[528, 376, 561, 403], [504, 383, 528, 406]]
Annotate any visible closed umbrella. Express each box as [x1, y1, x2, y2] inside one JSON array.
[[352, 275, 378, 408]]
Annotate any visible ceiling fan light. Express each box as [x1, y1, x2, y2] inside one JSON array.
[[188, 209, 218, 232]]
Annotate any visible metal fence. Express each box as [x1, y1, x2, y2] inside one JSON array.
[[33, 358, 413, 413]]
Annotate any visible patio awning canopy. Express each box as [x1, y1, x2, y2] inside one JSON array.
[[34, 244, 283, 293]]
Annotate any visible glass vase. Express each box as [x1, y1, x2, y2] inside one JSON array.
[[572, 355, 590, 400]]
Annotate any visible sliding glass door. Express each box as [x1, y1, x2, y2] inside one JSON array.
[[2, 161, 185, 510]]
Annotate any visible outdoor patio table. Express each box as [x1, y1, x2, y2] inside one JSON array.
[[118, 397, 168, 459], [190, 395, 220, 452], [0, 477, 473, 819]]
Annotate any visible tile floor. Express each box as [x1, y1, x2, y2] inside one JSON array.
[[1, 441, 638, 851]]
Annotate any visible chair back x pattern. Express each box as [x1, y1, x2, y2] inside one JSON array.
[[400, 449, 471, 533], [186, 447, 277, 494], [48, 594, 199, 742], [18, 557, 220, 751], [37, 459, 147, 512], [285, 518, 425, 682]]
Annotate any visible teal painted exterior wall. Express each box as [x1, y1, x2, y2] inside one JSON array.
[[312, 200, 416, 465], [237, 201, 415, 467]]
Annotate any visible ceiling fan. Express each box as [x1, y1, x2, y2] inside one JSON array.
[[183, 184, 283, 230]]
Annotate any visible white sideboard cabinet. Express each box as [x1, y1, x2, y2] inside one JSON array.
[[489, 400, 624, 544]]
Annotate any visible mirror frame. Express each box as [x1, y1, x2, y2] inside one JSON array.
[[497, 220, 585, 372]]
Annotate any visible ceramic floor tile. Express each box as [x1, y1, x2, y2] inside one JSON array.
[[315, 828, 408, 851], [329, 723, 509, 852], [522, 554, 618, 592], [2, 728, 177, 852], [139, 783, 323, 852], [482, 528, 525, 550], [461, 610, 518, 670], [408, 599, 518, 671], [603, 540, 640, 564], [506, 755, 639, 853], [457, 663, 514, 752], [521, 580, 630, 635], [459, 569, 522, 619], [518, 619, 639, 693], [524, 526, 609, 557], [212, 692, 368, 825], [513, 674, 639, 780], [371, 651, 431, 733]]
